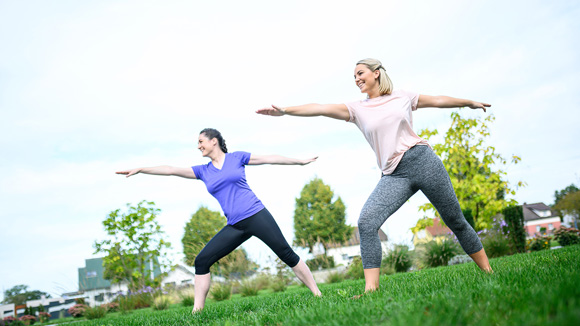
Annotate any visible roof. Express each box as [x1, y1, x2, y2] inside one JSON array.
[[522, 202, 559, 222], [425, 217, 451, 237], [326, 227, 388, 248]]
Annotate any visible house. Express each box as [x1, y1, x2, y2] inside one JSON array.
[[75, 257, 163, 306], [315, 227, 390, 267], [412, 216, 452, 247], [161, 263, 196, 288], [522, 202, 561, 237]]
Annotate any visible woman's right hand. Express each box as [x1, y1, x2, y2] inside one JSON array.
[[116, 169, 141, 178], [256, 104, 285, 116]]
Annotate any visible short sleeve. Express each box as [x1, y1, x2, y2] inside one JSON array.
[[344, 101, 358, 123], [191, 165, 204, 181], [232, 151, 252, 165], [404, 90, 419, 111]]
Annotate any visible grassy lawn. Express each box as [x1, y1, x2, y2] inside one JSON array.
[[66, 245, 580, 326]]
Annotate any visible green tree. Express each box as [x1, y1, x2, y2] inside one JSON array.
[[182, 206, 259, 278], [553, 184, 579, 220], [2, 285, 51, 305], [294, 177, 353, 253], [419, 112, 524, 230], [554, 190, 580, 229], [93, 200, 171, 291]]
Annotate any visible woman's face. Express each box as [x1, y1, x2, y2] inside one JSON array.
[[197, 134, 217, 157], [354, 64, 379, 95]]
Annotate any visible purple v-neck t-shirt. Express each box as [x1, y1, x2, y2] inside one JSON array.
[[191, 151, 264, 225]]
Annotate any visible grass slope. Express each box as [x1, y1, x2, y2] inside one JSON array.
[[72, 245, 580, 326]]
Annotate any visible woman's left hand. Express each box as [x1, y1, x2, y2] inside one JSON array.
[[469, 101, 491, 112], [300, 156, 318, 165]]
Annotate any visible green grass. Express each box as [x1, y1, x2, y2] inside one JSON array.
[[68, 245, 580, 325]]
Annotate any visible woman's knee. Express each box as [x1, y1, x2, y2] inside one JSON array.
[[194, 253, 212, 275]]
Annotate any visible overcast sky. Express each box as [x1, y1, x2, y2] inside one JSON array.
[[1, 0, 578, 301]]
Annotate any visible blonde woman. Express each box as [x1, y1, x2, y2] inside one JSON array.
[[257, 58, 493, 294]]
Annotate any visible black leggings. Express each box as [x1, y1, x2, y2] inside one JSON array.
[[194, 208, 300, 275]]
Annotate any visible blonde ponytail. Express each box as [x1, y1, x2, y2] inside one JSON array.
[[356, 58, 393, 95]]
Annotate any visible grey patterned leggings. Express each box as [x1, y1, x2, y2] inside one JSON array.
[[358, 145, 483, 269]]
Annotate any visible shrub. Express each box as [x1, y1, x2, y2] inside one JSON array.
[[270, 278, 287, 292], [210, 282, 232, 301], [421, 239, 460, 268], [481, 229, 513, 258], [527, 235, 552, 252], [68, 304, 87, 318], [448, 254, 473, 266], [503, 205, 526, 253], [306, 255, 335, 271], [178, 287, 195, 307], [18, 315, 36, 325], [152, 296, 171, 311], [181, 295, 195, 307], [380, 263, 396, 276], [84, 306, 107, 320], [38, 312, 51, 323], [100, 302, 119, 313], [3, 317, 24, 326], [239, 279, 260, 297], [383, 245, 413, 273], [346, 256, 364, 279], [553, 227, 580, 246], [326, 271, 345, 283], [252, 273, 272, 290]]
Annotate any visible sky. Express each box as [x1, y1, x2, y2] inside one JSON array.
[[1, 0, 579, 301]]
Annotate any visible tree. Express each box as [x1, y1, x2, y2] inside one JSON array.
[[554, 190, 580, 229], [182, 206, 259, 278], [418, 112, 524, 230], [93, 200, 171, 291], [2, 285, 51, 305], [294, 177, 353, 254], [553, 184, 579, 220]]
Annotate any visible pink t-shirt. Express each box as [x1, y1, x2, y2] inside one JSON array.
[[345, 89, 430, 175]]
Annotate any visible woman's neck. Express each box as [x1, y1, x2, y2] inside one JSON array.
[[366, 88, 381, 99], [209, 151, 226, 165]]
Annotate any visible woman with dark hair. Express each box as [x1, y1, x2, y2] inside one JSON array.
[[256, 58, 493, 294], [116, 128, 321, 312]]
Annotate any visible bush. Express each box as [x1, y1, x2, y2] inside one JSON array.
[[239, 279, 260, 297], [270, 278, 287, 292], [346, 256, 364, 279], [481, 229, 513, 258], [326, 271, 345, 283], [553, 227, 580, 246], [152, 296, 172, 311], [502, 205, 526, 253], [252, 273, 272, 290], [38, 312, 51, 323], [67, 304, 87, 318], [421, 239, 460, 268], [210, 282, 232, 301], [306, 255, 335, 271], [18, 315, 35, 325], [3, 317, 24, 326], [383, 245, 413, 273], [527, 235, 552, 252], [181, 295, 195, 306], [448, 254, 473, 266], [84, 306, 107, 320], [100, 302, 119, 313]]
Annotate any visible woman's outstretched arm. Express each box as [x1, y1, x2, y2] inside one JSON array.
[[116, 166, 197, 179], [417, 95, 491, 112], [256, 103, 350, 121], [248, 155, 318, 166]]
